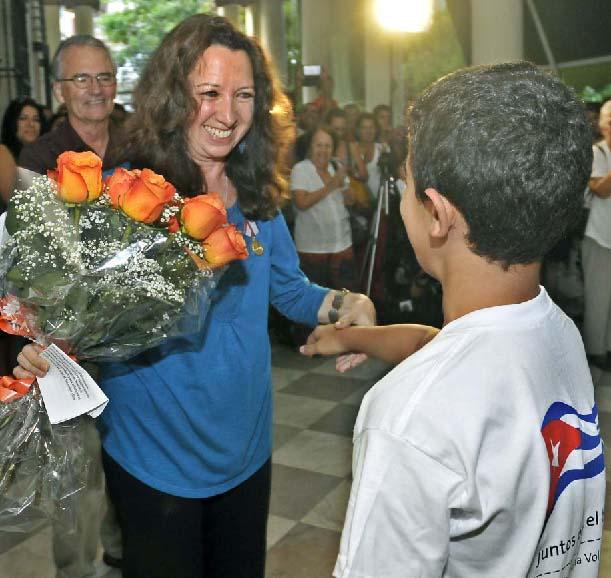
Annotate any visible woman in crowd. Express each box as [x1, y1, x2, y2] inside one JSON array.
[[0, 97, 46, 204], [0, 97, 47, 376], [372, 103, 393, 145], [353, 112, 392, 314], [354, 112, 387, 200], [343, 102, 360, 142], [15, 14, 374, 578], [326, 108, 367, 182], [291, 124, 360, 291]]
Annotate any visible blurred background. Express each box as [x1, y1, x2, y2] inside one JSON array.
[[1, 0, 610, 121]]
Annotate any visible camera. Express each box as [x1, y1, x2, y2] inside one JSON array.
[[302, 64, 321, 87], [377, 149, 394, 178]]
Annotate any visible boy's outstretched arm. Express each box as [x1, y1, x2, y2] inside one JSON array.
[[300, 324, 439, 365]]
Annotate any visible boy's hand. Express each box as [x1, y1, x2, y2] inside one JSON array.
[[336, 352, 368, 373], [301, 324, 350, 357]]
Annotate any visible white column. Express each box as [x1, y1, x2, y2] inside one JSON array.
[[44, 4, 62, 109], [257, 0, 287, 83], [44, 4, 61, 66], [300, 0, 330, 104], [219, 5, 242, 29], [471, 0, 523, 65], [364, 11, 391, 112], [245, 4, 257, 37], [328, 0, 353, 106], [73, 5, 95, 36]]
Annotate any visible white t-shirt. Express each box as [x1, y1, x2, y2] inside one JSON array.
[[291, 159, 352, 254], [335, 288, 605, 578], [585, 140, 611, 248]]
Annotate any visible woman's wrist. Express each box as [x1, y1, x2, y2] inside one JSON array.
[[328, 288, 349, 323]]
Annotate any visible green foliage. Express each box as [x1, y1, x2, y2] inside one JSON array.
[[399, 8, 466, 99], [284, 0, 301, 88], [561, 64, 611, 99], [99, 0, 215, 71]]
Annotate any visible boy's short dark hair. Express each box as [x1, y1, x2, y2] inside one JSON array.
[[408, 61, 592, 267]]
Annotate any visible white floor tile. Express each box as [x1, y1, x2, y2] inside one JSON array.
[[267, 515, 298, 549]]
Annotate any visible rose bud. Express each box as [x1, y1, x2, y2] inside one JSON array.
[[120, 168, 176, 224], [106, 167, 139, 208], [167, 214, 180, 233], [202, 224, 249, 267], [55, 151, 103, 203], [180, 193, 227, 240]]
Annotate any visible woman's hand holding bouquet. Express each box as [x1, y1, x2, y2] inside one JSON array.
[[0, 151, 248, 551]]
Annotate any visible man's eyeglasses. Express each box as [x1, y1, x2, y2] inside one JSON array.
[[56, 73, 116, 88]]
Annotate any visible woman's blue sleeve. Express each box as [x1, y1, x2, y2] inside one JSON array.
[[269, 213, 328, 327]]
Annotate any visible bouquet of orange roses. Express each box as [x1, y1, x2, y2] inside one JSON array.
[[0, 151, 247, 361], [0, 151, 247, 551]]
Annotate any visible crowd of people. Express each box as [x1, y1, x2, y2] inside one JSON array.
[[0, 11, 608, 578]]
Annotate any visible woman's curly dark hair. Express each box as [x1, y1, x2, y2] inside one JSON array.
[[123, 14, 295, 220]]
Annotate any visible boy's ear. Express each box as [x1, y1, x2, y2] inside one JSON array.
[[423, 188, 457, 239]]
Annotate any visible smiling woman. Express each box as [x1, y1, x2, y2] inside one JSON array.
[[122, 14, 295, 220], [12, 13, 376, 578], [186, 45, 255, 197]]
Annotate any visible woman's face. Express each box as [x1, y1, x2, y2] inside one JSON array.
[[358, 119, 376, 143], [16, 105, 41, 145], [329, 116, 347, 140], [187, 45, 255, 165], [375, 108, 392, 130], [309, 129, 333, 170]]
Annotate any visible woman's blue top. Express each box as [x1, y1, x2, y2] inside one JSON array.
[[98, 204, 327, 497]]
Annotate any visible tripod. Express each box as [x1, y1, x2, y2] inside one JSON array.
[[360, 172, 396, 297]]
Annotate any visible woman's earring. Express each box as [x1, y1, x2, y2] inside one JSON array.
[[238, 141, 247, 154]]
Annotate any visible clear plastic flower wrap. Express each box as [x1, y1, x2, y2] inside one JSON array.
[[0, 382, 91, 554], [0, 153, 249, 552]]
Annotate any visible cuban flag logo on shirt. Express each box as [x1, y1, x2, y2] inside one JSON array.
[[540, 402, 605, 520]]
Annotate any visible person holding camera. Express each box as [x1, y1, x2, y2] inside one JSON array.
[[353, 112, 393, 315], [354, 112, 390, 200]]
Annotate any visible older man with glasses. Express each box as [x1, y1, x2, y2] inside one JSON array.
[[19, 34, 123, 176], [18, 35, 124, 578]]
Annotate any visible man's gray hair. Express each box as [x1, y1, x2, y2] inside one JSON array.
[[52, 35, 115, 79]]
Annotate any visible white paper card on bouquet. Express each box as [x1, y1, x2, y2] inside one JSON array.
[[38, 344, 108, 424]]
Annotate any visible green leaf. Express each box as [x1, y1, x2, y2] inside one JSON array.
[[30, 272, 72, 293], [4, 203, 21, 236]]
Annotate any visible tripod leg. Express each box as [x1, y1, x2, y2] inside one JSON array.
[[364, 180, 389, 296]]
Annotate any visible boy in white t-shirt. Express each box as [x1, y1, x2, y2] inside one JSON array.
[[302, 62, 606, 577]]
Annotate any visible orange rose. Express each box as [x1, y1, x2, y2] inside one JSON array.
[[180, 193, 227, 240], [55, 151, 103, 203], [105, 167, 139, 208], [116, 168, 176, 224], [202, 224, 248, 267]]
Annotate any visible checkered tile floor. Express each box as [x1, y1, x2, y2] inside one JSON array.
[[1, 343, 610, 577]]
